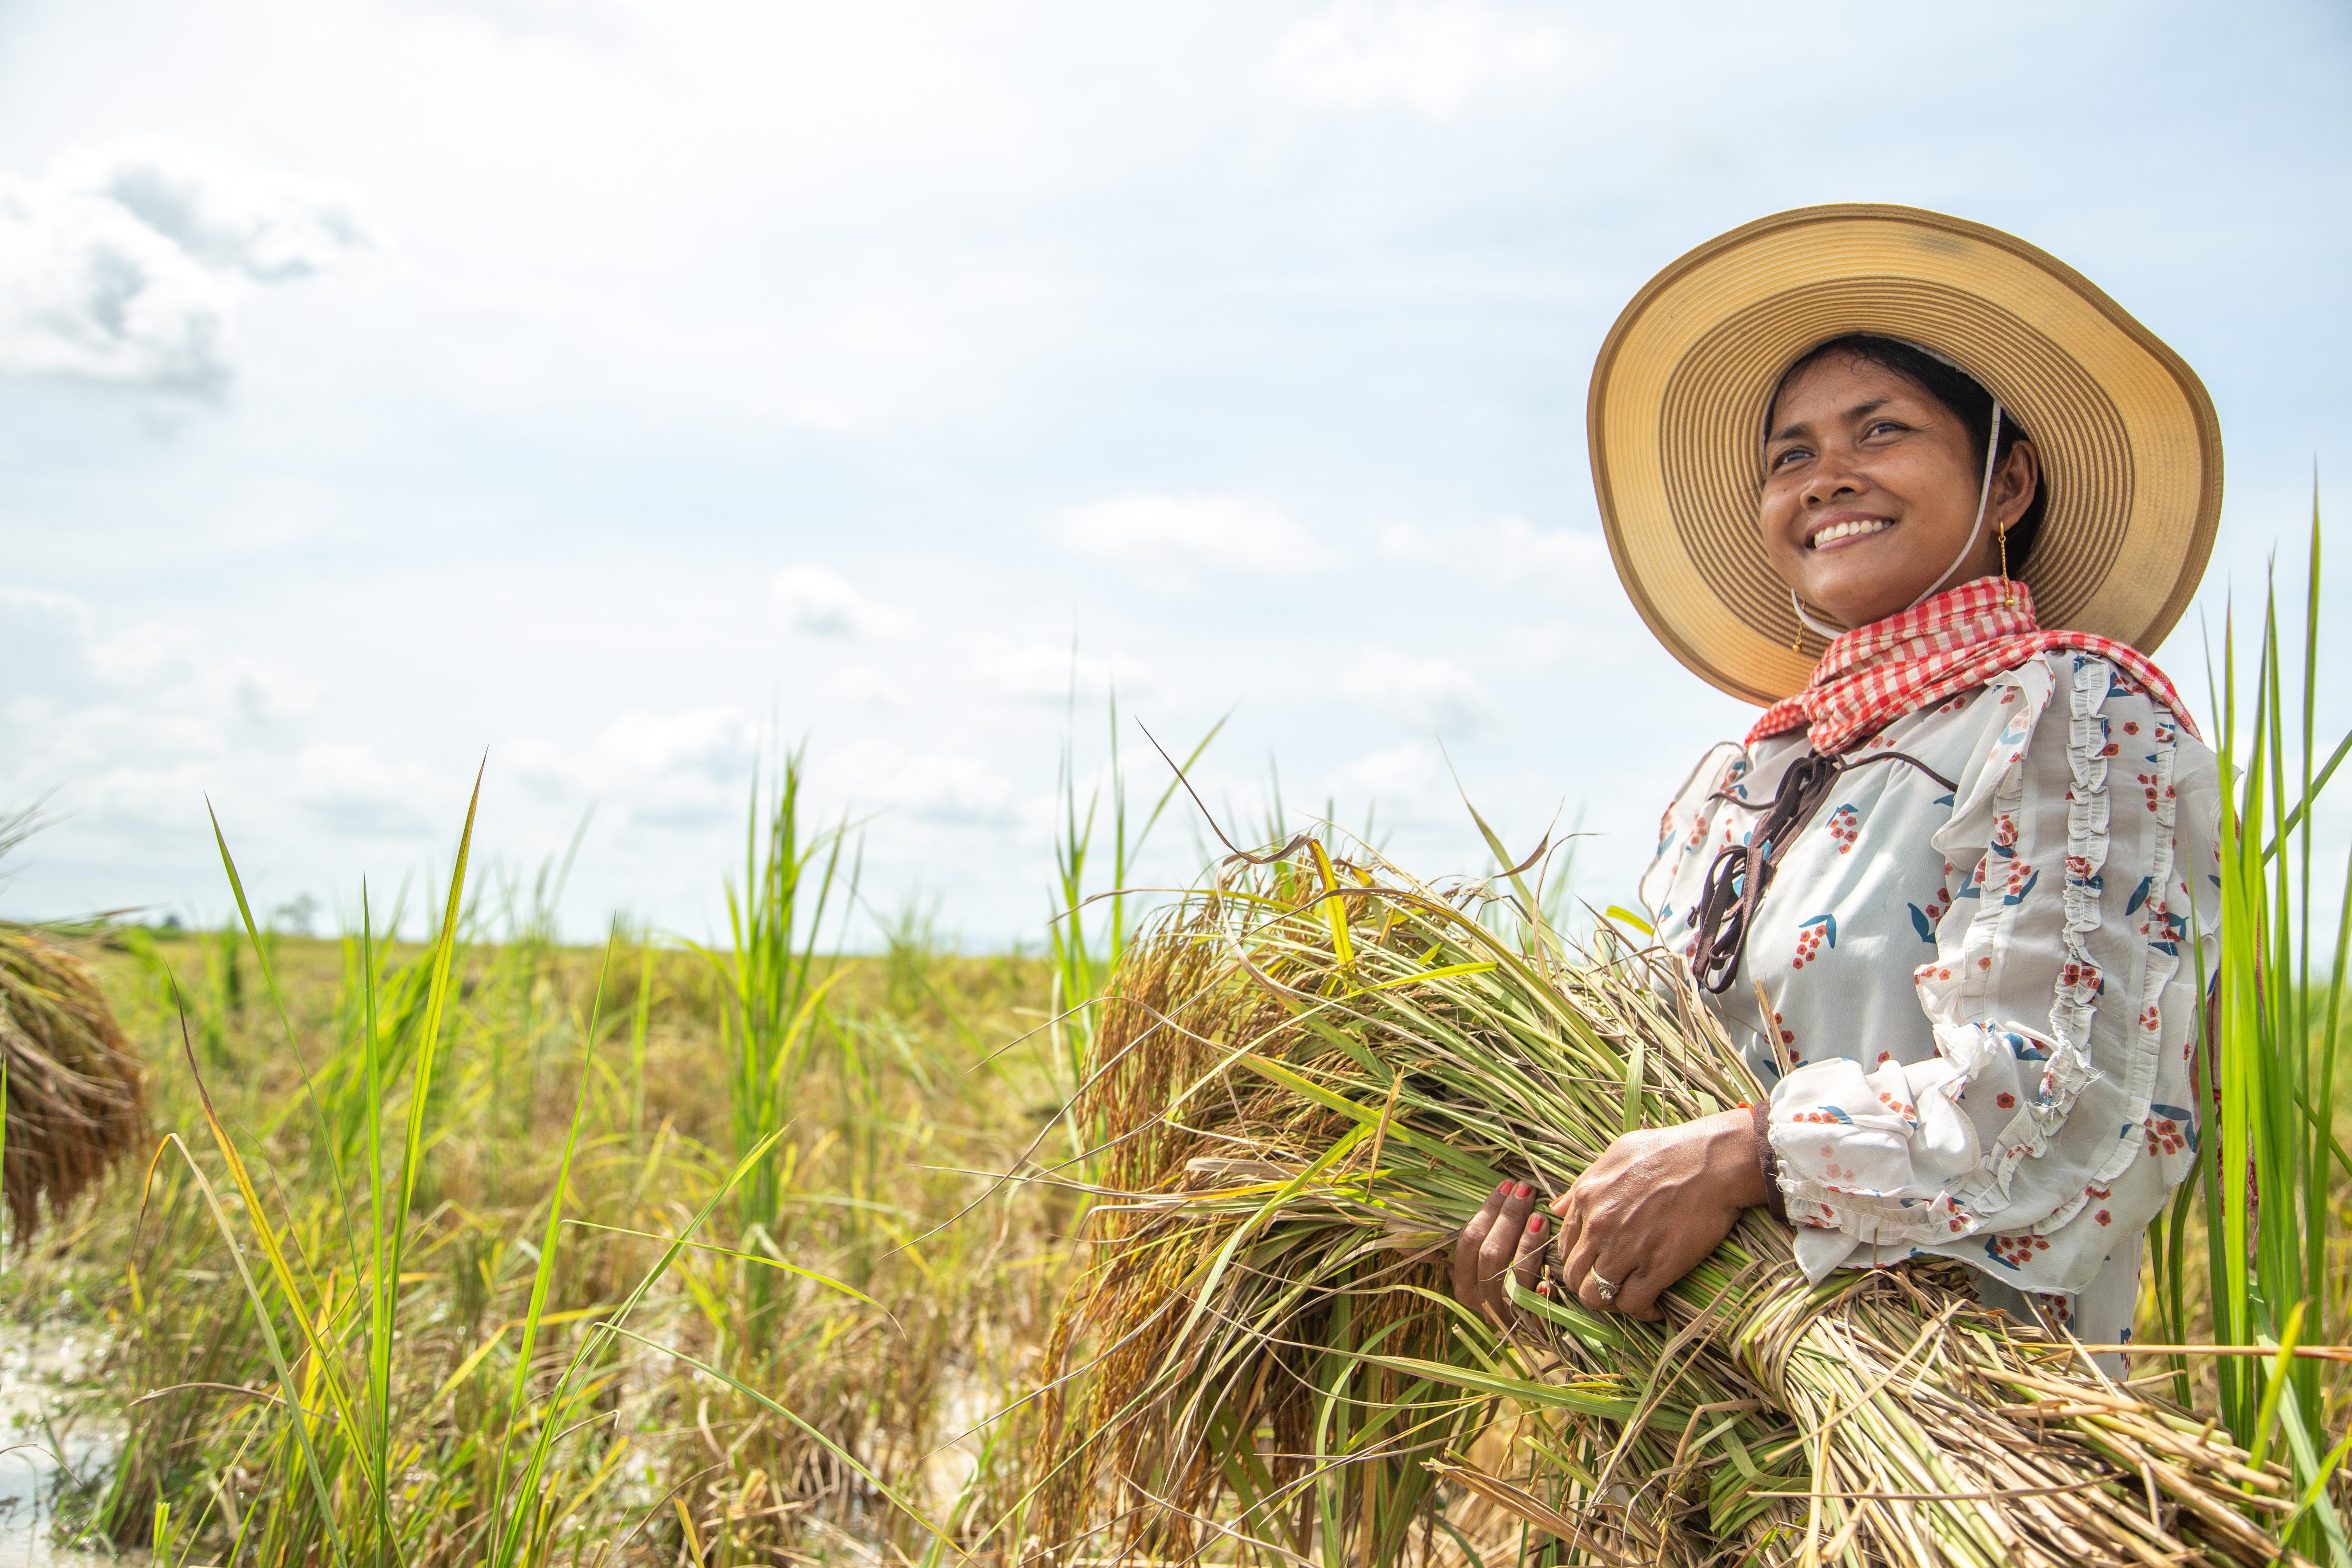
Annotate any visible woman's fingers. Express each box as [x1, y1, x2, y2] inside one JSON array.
[[1553, 1179, 1598, 1299], [1611, 1266, 1670, 1323], [1532, 1116, 1762, 1321], [1452, 1181, 1510, 1305], [1558, 1178, 1641, 1316], [1509, 1211, 1549, 1302], [1577, 1257, 1639, 1314], [1455, 1179, 1582, 1323], [1474, 1183, 1537, 1313]]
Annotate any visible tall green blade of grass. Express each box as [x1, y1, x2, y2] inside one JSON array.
[[208, 799, 368, 1298], [489, 940, 611, 1568], [361, 884, 394, 1568], [183, 773, 482, 1564], [706, 743, 853, 1344], [2297, 505, 2332, 1444], [628, 931, 654, 1142], [163, 1034, 350, 1568], [2201, 497, 2352, 1561], [2215, 597, 2257, 1434], [1047, 690, 1104, 1109]]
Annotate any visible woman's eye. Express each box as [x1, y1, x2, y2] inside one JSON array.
[[1770, 447, 1808, 469], [1866, 420, 1903, 437]]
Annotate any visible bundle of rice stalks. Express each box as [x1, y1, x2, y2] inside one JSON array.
[[0, 927, 144, 1242], [1025, 841, 2331, 1568]]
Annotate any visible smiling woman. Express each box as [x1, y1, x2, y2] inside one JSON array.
[[1456, 205, 2225, 1368], [1762, 332, 2044, 629]]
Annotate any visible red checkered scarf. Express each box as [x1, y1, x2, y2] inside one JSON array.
[[1748, 577, 2200, 754]]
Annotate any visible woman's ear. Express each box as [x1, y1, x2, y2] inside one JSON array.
[[1991, 440, 2040, 530]]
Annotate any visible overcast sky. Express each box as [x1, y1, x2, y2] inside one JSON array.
[[1, 0, 2347, 948]]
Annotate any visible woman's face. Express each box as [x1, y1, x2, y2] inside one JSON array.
[[1759, 354, 2038, 631]]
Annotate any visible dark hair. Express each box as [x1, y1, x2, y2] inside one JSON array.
[[1767, 333, 2047, 570]]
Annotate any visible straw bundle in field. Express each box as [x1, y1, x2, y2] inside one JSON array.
[[0, 927, 144, 1242], [1027, 841, 2323, 1567]]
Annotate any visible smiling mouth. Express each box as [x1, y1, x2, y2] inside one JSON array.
[[1809, 517, 1893, 550]]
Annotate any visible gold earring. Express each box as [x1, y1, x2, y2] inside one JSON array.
[[1999, 525, 2013, 607]]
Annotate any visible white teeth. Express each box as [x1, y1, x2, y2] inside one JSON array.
[[1812, 518, 1892, 547]]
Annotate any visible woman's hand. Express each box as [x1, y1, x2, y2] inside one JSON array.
[[1450, 1180, 1554, 1325], [1551, 1108, 1772, 1321]]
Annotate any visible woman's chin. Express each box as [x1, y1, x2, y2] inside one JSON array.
[[1795, 573, 1919, 632], [1782, 531, 1960, 628]]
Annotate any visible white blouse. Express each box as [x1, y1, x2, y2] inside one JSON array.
[[1640, 652, 2220, 1339]]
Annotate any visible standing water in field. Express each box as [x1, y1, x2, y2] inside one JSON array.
[[0, 1321, 120, 1567]]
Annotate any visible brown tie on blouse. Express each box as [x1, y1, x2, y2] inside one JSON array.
[[1686, 745, 1956, 996]]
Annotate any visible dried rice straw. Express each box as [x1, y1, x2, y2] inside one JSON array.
[[1023, 841, 2328, 1567]]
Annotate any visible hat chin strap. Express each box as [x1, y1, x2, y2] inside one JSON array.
[[1789, 586, 1845, 640], [1790, 400, 2005, 641]]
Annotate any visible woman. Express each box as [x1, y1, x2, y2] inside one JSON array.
[[1453, 206, 2223, 1354]]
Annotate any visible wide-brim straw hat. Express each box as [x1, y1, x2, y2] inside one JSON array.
[[1587, 203, 2223, 706]]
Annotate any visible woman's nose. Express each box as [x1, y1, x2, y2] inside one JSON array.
[[1802, 454, 1864, 507]]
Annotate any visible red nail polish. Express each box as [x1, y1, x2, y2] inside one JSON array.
[[1528, 1216, 1546, 1235], [1515, 1182, 1533, 1199]]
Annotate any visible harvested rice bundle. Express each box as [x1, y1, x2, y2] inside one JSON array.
[[1028, 841, 2320, 1568], [0, 928, 144, 1242]]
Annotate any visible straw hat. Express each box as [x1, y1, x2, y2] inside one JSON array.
[[1587, 203, 2223, 706]]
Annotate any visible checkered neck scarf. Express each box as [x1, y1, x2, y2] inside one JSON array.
[[1748, 577, 2200, 754]]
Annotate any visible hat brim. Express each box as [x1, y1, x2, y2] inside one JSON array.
[[1588, 204, 2223, 706]]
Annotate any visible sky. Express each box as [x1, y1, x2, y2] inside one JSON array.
[[0, 0, 2348, 949]]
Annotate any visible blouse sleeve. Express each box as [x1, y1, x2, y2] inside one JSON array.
[[1767, 654, 2221, 1289], [1639, 741, 1746, 931]]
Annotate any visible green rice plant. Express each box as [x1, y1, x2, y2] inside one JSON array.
[[76, 780, 911, 1568], [2144, 498, 2352, 1562], [0, 737, 1099, 1568], [1028, 838, 2338, 1568], [703, 743, 855, 1345], [198, 923, 243, 1064]]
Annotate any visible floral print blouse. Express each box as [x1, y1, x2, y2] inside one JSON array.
[[1640, 652, 2220, 1331]]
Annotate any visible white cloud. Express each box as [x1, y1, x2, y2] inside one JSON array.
[[1487, 516, 1609, 584], [1375, 516, 1608, 589], [293, 743, 453, 838], [1340, 650, 1502, 735], [828, 739, 1015, 826], [1270, 1, 1581, 120], [1054, 493, 1336, 589], [407, 0, 633, 40], [826, 664, 913, 709], [577, 707, 751, 784], [1501, 619, 1580, 668], [0, 140, 377, 396], [62, 141, 378, 283], [772, 566, 911, 638], [1336, 740, 1446, 801], [971, 642, 1153, 703], [504, 706, 755, 828], [87, 622, 324, 721]]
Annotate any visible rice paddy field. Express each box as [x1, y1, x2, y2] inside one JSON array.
[[3, 539, 2350, 1567], [4, 856, 1089, 1567]]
